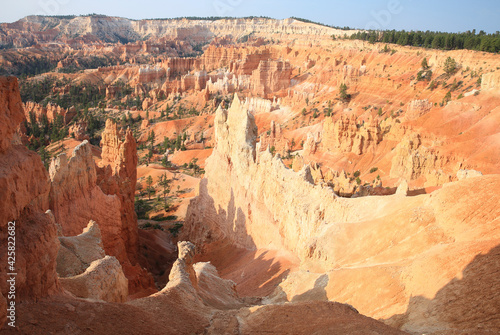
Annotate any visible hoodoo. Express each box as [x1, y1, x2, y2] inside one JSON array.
[[0, 12, 499, 335]]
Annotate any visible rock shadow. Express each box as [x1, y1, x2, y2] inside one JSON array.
[[291, 274, 329, 303], [184, 178, 293, 298], [384, 243, 500, 333]]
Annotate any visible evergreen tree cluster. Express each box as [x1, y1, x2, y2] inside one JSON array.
[[161, 133, 187, 153], [57, 56, 116, 74], [349, 29, 500, 53], [0, 56, 57, 77], [24, 111, 68, 151], [19, 77, 106, 110]]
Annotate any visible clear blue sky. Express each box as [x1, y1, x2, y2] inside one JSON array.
[[2, 0, 499, 33]]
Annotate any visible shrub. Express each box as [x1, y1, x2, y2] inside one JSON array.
[[444, 57, 457, 75], [169, 223, 183, 237], [353, 170, 361, 178], [339, 83, 350, 101], [421, 57, 429, 69], [370, 167, 378, 173], [270, 146, 276, 155]]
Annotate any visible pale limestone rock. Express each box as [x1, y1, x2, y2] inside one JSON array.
[[457, 169, 483, 180], [322, 115, 381, 155], [396, 179, 409, 196], [59, 256, 128, 303], [481, 71, 500, 91], [57, 221, 106, 277]]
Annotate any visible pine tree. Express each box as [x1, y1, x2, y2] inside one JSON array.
[[444, 57, 457, 75], [421, 57, 429, 69], [146, 175, 154, 200], [339, 83, 349, 101], [158, 173, 170, 209]]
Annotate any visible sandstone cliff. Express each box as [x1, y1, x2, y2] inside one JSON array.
[[0, 77, 60, 327], [59, 256, 129, 303], [1, 16, 348, 49], [49, 123, 153, 294], [126, 240, 405, 334], [57, 221, 106, 278], [23, 101, 75, 124], [322, 114, 382, 155], [183, 95, 500, 334]]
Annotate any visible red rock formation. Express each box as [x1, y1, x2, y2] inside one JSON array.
[[184, 96, 500, 334], [49, 141, 124, 255], [481, 71, 500, 91], [69, 120, 89, 141], [97, 120, 139, 263], [161, 58, 197, 78], [258, 121, 289, 156], [0, 77, 60, 325], [137, 65, 166, 83], [97, 120, 154, 293], [23, 101, 75, 124], [49, 121, 153, 294], [59, 255, 129, 303], [250, 59, 291, 98], [322, 115, 382, 155], [405, 99, 433, 121], [389, 133, 455, 186]]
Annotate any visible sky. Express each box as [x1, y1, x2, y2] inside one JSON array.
[[1, 0, 499, 33]]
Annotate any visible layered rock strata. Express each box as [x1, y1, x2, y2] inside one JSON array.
[[49, 122, 153, 294], [0, 76, 60, 326], [183, 95, 500, 334]]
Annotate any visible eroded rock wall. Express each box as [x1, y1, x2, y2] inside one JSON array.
[[183, 95, 500, 334], [49, 121, 153, 294], [0, 77, 60, 326]]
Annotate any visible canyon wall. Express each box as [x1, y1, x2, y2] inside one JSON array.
[[0, 16, 348, 48], [23, 102, 75, 124], [322, 115, 382, 155], [49, 121, 153, 293], [0, 77, 60, 326], [183, 95, 500, 334]]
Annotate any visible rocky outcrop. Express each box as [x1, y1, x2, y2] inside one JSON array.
[[481, 71, 500, 91], [322, 115, 382, 155], [23, 101, 75, 124], [49, 141, 124, 254], [0, 77, 25, 153], [97, 120, 139, 264], [159, 241, 244, 311], [390, 133, 454, 186], [258, 121, 289, 156], [184, 95, 361, 255], [183, 95, 500, 334], [69, 120, 89, 141], [0, 77, 60, 313], [164, 241, 198, 291], [250, 60, 291, 97], [49, 126, 153, 294], [137, 65, 166, 84], [57, 221, 106, 278], [59, 256, 128, 303], [405, 99, 433, 121], [1, 16, 343, 49], [244, 96, 279, 114]]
